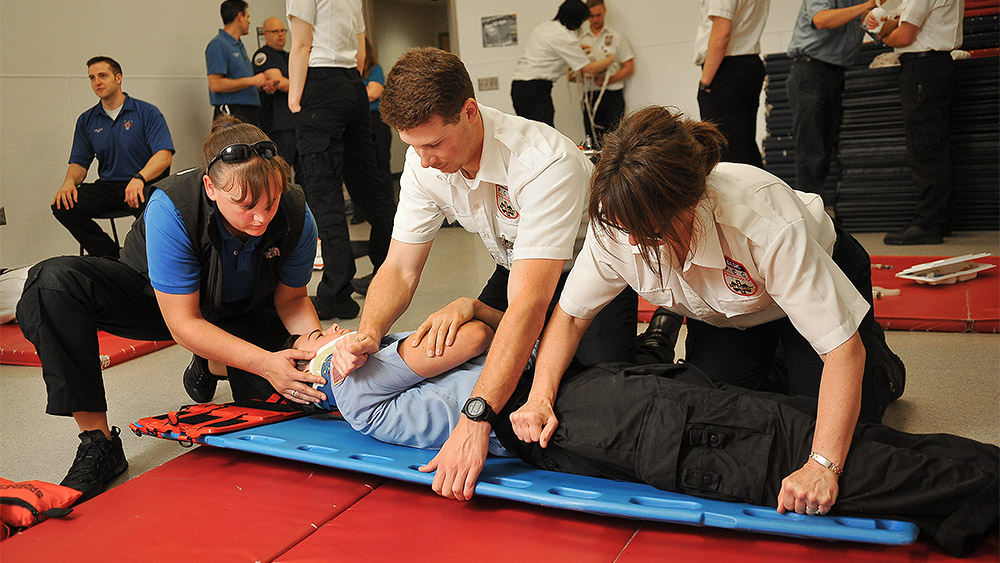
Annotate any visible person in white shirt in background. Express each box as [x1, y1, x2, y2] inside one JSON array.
[[510, 0, 617, 127]]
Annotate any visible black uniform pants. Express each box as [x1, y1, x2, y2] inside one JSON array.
[[16, 257, 289, 415], [697, 54, 765, 167], [51, 180, 139, 258], [293, 67, 396, 306], [683, 224, 903, 423], [899, 52, 955, 230], [267, 128, 301, 181], [583, 89, 626, 147], [496, 362, 998, 558], [370, 109, 392, 174], [511, 80, 555, 127], [787, 58, 846, 198], [477, 264, 638, 365]]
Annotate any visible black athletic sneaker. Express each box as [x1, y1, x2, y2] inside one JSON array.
[[60, 427, 128, 505], [183, 354, 219, 403]]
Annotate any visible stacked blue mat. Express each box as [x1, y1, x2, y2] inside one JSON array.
[[137, 413, 919, 546]]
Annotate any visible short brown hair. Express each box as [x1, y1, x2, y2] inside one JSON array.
[[587, 0, 605, 8], [87, 56, 122, 77], [380, 48, 475, 131], [203, 115, 290, 209], [589, 106, 725, 279]]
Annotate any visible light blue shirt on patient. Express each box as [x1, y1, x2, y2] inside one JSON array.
[[316, 332, 513, 456]]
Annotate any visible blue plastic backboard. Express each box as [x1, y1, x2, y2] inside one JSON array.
[[133, 414, 921, 546]]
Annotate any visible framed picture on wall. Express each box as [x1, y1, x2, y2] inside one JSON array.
[[482, 14, 517, 48]]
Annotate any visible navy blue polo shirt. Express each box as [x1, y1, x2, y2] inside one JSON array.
[[143, 187, 318, 300], [69, 95, 174, 182], [205, 29, 260, 107], [252, 45, 293, 133]]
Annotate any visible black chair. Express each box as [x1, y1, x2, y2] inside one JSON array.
[[80, 208, 138, 255], [77, 169, 168, 255]]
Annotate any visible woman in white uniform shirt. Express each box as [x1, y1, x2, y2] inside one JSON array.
[[517, 106, 905, 517], [510, 0, 616, 126]]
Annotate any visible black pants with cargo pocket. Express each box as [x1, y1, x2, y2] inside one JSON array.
[[495, 362, 998, 557]]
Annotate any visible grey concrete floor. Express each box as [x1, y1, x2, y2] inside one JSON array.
[[1, 226, 997, 492]]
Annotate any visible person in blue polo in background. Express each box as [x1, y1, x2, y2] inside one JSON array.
[[51, 55, 174, 258], [206, 0, 274, 126]]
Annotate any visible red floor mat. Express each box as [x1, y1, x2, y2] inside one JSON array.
[[638, 256, 999, 333], [871, 255, 999, 333], [1, 447, 383, 563], [277, 479, 641, 563], [0, 323, 174, 367], [3, 448, 994, 562]]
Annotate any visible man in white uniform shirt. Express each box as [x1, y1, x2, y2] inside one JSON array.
[[869, 0, 964, 245], [694, 0, 771, 166], [578, 0, 635, 146], [331, 48, 638, 502]]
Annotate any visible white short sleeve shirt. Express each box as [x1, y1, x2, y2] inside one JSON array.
[[512, 20, 593, 82], [579, 25, 635, 92], [286, 0, 365, 68], [559, 163, 870, 355], [694, 0, 771, 65], [897, 0, 964, 54], [392, 105, 592, 271]]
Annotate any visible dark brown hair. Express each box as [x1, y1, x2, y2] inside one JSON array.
[[380, 48, 475, 131], [203, 115, 290, 209], [590, 106, 725, 278], [86, 56, 122, 77]]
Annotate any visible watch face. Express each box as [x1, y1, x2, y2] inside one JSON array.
[[466, 398, 485, 418]]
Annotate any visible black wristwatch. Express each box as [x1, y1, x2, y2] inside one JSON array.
[[462, 397, 497, 425], [132, 172, 146, 186], [698, 80, 711, 92]]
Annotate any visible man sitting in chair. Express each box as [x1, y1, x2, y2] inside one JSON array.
[[291, 297, 997, 558], [52, 56, 174, 258]]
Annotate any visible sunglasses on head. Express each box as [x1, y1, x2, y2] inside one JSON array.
[[207, 140, 278, 171]]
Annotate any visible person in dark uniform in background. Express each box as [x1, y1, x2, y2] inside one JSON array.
[[694, 0, 770, 166], [253, 16, 299, 178], [787, 0, 876, 200], [870, 0, 963, 245]]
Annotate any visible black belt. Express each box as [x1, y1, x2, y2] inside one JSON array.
[[307, 67, 360, 79], [898, 50, 951, 63], [792, 55, 847, 71]]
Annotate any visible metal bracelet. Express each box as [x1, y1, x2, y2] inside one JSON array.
[[808, 451, 843, 476]]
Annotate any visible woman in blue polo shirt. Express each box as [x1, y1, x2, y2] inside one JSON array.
[[17, 116, 325, 504]]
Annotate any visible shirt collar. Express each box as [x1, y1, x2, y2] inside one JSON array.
[[89, 93, 136, 119], [684, 197, 726, 271], [217, 29, 241, 46]]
